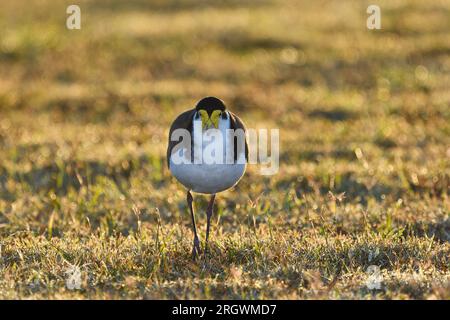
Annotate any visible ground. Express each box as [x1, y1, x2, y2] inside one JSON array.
[[0, 0, 449, 299]]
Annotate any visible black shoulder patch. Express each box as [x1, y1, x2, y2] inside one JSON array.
[[167, 109, 196, 168]]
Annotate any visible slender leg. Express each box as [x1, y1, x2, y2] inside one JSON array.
[[204, 194, 216, 259], [187, 190, 201, 260]]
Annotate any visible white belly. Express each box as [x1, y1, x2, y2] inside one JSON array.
[[169, 162, 246, 194], [169, 113, 246, 194]]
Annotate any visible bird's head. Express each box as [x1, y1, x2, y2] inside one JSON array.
[[195, 96, 226, 129]]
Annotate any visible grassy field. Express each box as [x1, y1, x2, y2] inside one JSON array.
[[0, 0, 449, 299]]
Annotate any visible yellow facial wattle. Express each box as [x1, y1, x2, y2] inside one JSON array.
[[210, 110, 221, 129], [198, 109, 221, 129], [198, 110, 210, 129]]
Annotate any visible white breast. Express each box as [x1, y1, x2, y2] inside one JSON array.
[[169, 112, 246, 194]]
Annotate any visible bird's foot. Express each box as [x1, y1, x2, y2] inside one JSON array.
[[191, 237, 202, 260]]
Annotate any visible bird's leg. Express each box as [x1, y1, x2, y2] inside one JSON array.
[[204, 194, 216, 259], [187, 190, 201, 260]]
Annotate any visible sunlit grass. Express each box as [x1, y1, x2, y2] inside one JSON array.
[[0, 0, 449, 299]]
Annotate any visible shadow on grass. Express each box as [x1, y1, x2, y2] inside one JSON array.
[[216, 33, 303, 54], [0, 156, 166, 200], [275, 172, 395, 203], [404, 219, 450, 244], [87, 0, 272, 13], [299, 149, 357, 161], [308, 108, 357, 122]]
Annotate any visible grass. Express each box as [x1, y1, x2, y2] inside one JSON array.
[[0, 0, 449, 299]]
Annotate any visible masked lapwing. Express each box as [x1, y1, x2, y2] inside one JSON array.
[[167, 97, 248, 259]]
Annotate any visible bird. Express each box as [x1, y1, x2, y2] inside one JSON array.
[[167, 97, 248, 260]]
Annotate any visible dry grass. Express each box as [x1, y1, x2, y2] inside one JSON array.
[[0, 0, 449, 299]]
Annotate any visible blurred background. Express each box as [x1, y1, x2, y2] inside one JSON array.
[[0, 0, 449, 299]]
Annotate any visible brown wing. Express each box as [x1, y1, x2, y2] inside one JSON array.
[[229, 111, 249, 162], [167, 109, 196, 168]]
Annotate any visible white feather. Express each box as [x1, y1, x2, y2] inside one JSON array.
[[169, 112, 246, 194]]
